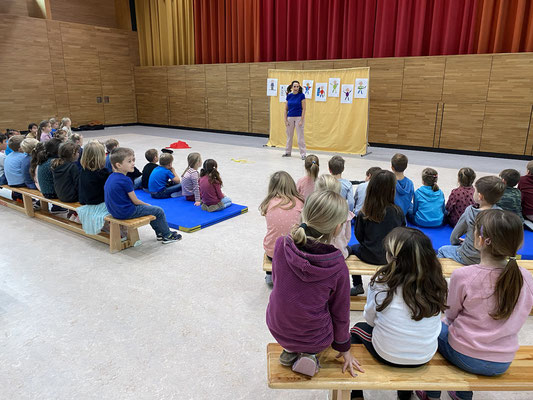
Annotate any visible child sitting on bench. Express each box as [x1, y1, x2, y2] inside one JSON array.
[[296, 154, 319, 200], [445, 167, 476, 227], [51, 141, 81, 203], [417, 210, 533, 400], [351, 227, 447, 400], [104, 147, 181, 244], [266, 190, 363, 378]]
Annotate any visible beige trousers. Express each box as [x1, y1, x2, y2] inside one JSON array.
[[285, 117, 306, 157]]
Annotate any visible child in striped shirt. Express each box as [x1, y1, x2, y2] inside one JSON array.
[[181, 152, 202, 206]]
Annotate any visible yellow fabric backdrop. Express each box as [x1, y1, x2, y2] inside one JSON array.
[[135, 0, 195, 66], [268, 68, 369, 155]]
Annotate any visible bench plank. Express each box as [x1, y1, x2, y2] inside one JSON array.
[[267, 343, 533, 392]]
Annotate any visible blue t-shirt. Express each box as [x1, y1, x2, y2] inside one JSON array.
[[105, 154, 113, 173], [148, 166, 173, 192], [286, 92, 305, 117], [4, 151, 26, 185], [5, 140, 13, 156], [104, 172, 136, 219]]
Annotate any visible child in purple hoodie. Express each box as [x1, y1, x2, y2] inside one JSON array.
[[266, 190, 364, 377]]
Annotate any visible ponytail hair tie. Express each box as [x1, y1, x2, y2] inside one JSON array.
[[300, 223, 307, 230], [508, 256, 517, 261], [311, 160, 316, 164]]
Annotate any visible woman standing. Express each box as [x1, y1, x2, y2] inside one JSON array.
[[283, 81, 306, 160]]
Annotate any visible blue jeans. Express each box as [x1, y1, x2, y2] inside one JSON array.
[[133, 176, 142, 190], [437, 245, 464, 264], [151, 183, 182, 199], [425, 322, 511, 400], [349, 243, 362, 286], [128, 204, 171, 237], [0, 174, 7, 186], [220, 196, 232, 208]]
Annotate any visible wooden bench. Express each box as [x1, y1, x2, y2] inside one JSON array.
[[263, 254, 533, 312], [1, 185, 155, 253], [267, 343, 533, 399]]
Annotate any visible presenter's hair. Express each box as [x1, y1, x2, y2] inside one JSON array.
[[287, 81, 302, 94]]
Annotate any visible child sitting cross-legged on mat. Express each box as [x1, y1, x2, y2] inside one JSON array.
[[141, 149, 158, 191], [411, 168, 445, 227], [260, 171, 304, 287], [437, 176, 505, 265], [104, 147, 181, 244], [266, 190, 364, 378], [315, 174, 353, 259], [497, 169, 523, 223], [148, 153, 181, 199], [445, 167, 477, 227], [417, 210, 533, 400], [181, 152, 202, 206], [199, 159, 231, 212], [350, 227, 448, 400]]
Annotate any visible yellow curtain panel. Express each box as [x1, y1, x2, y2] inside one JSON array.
[[135, 0, 195, 66], [268, 68, 369, 155]]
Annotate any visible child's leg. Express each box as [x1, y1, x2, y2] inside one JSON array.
[[129, 204, 171, 237], [152, 184, 182, 199], [436, 245, 464, 263], [133, 176, 142, 190], [221, 196, 232, 208]]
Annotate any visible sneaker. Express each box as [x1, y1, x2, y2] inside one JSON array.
[[291, 353, 319, 377], [279, 350, 298, 367], [156, 233, 163, 241], [50, 205, 67, 214], [415, 391, 437, 400], [447, 392, 460, 400], [301, 155, 306, 160], [265, 274, 273, 287], [350, 284, 364, 296], [281, 153, 291, 157], [162, 231, 182, 244]]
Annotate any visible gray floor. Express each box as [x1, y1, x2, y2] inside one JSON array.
[[1, 125, 531, 400]]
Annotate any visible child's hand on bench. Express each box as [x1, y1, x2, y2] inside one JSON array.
[[337, 350, 364, 377]]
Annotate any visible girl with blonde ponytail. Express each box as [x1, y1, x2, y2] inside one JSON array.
[[417, 210, 533, 400], [266, 190, 364, 378]]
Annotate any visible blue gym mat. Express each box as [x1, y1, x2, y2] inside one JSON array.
[[135, 190, 248, 232], [348, 223, 533, 260]]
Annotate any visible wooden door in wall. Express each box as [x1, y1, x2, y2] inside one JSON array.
[[60, 23, 105, 126], [95, 27, 136, 125]]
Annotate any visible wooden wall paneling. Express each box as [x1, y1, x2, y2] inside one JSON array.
[[205, 64, 227, 98], [128, 31, 140, 66], [480, 103, 532, 155], [0, 0, 28, 16], [114, 0, 131, 30], [49, 0, 118, 28], [250, 62, 276, 98], [398, 101, 439, 147], [60, 22, 105, 125], [134, 67, 168, 125], [207, 97, 228, 130], [438, 103, 485, 151], [332, 59, 368, 69], [168, 66, 187, 126], [487, 54, 533, 103], [367, 58, 404, 101], [433, 102, 443, 148], [402, 56, 445, 101], [302, 61, 335, 70], [184, 65, 206, 127], [95, 26, 136, 124], [368, 101, 400, 144], [227, 64, 250, 97], [251, 97, 269, 134], [275, 61, 304, 70], [46, 20, 70, 119], [227, 98, 250, 132], [0, 15, 57, 130], [442, 55, 492, 103], [526, 106, 533, 156]]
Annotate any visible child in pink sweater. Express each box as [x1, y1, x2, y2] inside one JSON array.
[[416, 209, 533, 400], [199, 159, 231, 212], [296, 154, 319, 200]]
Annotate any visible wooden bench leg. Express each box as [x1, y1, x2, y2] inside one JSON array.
[[330, 390, 350, 400], [127, 227, 141, 247], [109, 221, 122, 253], [22, 194, 35, 217], [40, 200, 50, 214]]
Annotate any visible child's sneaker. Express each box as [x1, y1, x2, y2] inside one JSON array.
[[162, 231, 182, 244], [350, 284, 364, 296], [415, 391, 438, 400], [156, 233, 163, 241], [291, 353, 320, 377], [447, 392, 460, 400], [279, 350, 298, 366]]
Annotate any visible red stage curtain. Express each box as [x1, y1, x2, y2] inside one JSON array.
[[193, 0, 260, 64]]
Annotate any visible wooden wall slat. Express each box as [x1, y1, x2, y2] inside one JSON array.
[[439, 103, 485, 151], [480, 103, 531, 155], [185, 65, 206, 97], [169, 96, 187, 127], [442, 55, 492, 103], [302, 61, 335, 70], [186, 95, 206, 128], [332, 59, 368, 69], [134, 67, 168, 125], [488, 54, 533, 103], [207, 97, 227, 130], [367, 58, 404, 101], [46, 20, 70, 119], [205, 64, 227, 99], [250, 62, 276, 99], [251, 97, 269, 134], [368, 101, 400, 144], [398, 102, 439, 148], [0, 0, 28, 16], [275, 61, 304, 70], [227, 98, 250, 132], [227, 64, 250, 97], [402, 57, 445, 101], [49, 0, 118, 29]]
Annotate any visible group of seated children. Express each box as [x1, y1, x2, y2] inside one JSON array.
[[265, 161, 533, 400]]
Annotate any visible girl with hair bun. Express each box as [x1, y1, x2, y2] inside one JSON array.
[[296, 154, 319, 200], [417, 210, 533, 400], [266, 190, 364, 378], [411, 167, 445, 227]]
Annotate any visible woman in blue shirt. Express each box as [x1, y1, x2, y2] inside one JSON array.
[[283, 81, 307, 160]]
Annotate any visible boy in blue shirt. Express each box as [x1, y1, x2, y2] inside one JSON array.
[[328, 155, 355, 212], [104, 147, 181, 244], [4, 135, 27, 200], [391, 153, 414, 217], [148, 153, 182, 199]]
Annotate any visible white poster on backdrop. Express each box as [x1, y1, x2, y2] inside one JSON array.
[[354, 78, 368, 98], [302, 80, 314, 99], [315, 83, 327, 102], [279, 85, 288, 102], [328, 78, 340, 97], [267, 78, 278, 96], [340, 84, 354, 103]]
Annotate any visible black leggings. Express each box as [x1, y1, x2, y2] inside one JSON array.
[[350, 322, 424, 400]]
